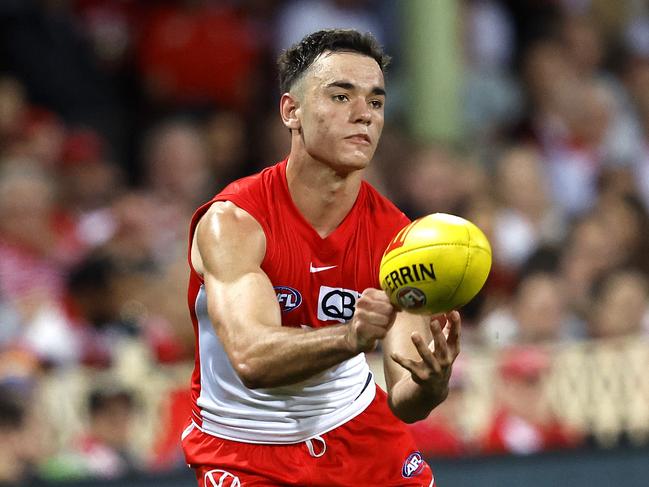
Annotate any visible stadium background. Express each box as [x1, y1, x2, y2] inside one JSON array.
[[1, 0, 649, 486]]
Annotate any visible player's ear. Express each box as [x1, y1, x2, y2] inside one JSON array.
[[280, 93, 301, 131]]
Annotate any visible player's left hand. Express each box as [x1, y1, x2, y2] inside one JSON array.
[[390, 311, 461, 394]]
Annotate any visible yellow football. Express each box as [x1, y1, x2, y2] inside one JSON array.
[[379, 213, 492, 315]]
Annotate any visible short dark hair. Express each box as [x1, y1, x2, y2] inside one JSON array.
[[278, 29, 390, 94]]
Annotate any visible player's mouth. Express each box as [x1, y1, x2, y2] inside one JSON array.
[[345, 134, 371, 145]]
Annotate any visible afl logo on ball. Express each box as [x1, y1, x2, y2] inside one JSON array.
[[204, 469, 241, 487], [402, 452, 425, 478], [397, 287, 427, 310], [275, 286, 302, 312]]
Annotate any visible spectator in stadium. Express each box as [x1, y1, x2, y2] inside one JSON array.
[[490, 145, 564, 271], [58, 127, 125, 250], [0, 383, 50, 485], [0, 76, 28, 155], [514, 37, 579, 150], [182, 29, 459, 486], [513, 36, 625, 218], [142, 120, 212, 211], [560, 14, 607, 81], [274, 0, 387, 55], [46, 384, 140, 480], [0, 390, 30, 485], [558, 10, 641, 167], [13, 108, 67, 168], [136, 0, 262, 111], [480, 347, 582, 455], [622, 52, 649, 209], [0, 0, 124, 158], [544, 79, 618, 217], [462, 0, 522, 146], [82, 385, 139, 477], [101, 192, 162, 269], [140, 119, 214, 263], [202, 110, 250, 183], [398, 144, 484, 219], [0, 160, 81, 366], [65, 253, 139, 368], [557, 212, 618, 321], [593, 193, 649, 277], [480, 271, 584, 348], [66, 246, 192, 366], [587, 269, 649, 339]]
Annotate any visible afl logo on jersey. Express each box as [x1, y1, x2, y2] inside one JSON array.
[[402, 452, 425, 478], [274, 286, 302, 312]]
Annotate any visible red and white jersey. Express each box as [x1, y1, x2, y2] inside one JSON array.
[[186, 159, 409, 444]]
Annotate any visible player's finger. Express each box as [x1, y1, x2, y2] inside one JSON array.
[[390, 352, 419, 375], [410, 332, 439, 372], [355, 303, 390, 321], [392, 351, 439, 386], [429, 318, 450, 361], [361, 310, 396, 328], [361, 287, 392, 305], [440, 314, 451, 340], [446, 310, 462, 355]]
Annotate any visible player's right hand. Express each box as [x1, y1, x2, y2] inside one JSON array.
[[346, 288, 397, 353]]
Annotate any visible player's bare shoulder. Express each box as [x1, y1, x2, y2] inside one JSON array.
[[192, 201, 266, 277]]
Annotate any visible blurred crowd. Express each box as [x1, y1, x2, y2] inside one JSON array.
[[1, 0, 649, 484]]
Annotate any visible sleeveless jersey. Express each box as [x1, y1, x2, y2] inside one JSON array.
[[186, 159, 410, 444]]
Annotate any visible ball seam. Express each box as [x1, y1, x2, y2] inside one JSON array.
[[445, 225, 473, 307], [381, 242, 489, 269]]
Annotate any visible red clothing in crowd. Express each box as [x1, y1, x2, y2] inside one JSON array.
[[481, 409, 581, 455]]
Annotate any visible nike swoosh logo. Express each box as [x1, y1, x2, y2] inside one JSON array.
[[309, 263, 337, 273]]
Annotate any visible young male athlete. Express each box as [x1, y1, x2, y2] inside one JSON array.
[[182, 29, 461, 486]]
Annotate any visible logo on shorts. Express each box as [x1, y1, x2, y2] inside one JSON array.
[[402, 452, 425, 478], [275, 286, 302, 312], [204, 469, 241, 487]]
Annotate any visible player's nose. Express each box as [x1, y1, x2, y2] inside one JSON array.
[[350, 99, 372, 125]]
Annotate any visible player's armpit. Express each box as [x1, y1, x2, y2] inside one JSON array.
[[192, 202, 357, 389]]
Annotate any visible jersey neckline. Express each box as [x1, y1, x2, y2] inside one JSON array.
[[277, 159, 366, 243]]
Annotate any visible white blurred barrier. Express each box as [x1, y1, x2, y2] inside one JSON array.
[[36, 336, 649, 463]]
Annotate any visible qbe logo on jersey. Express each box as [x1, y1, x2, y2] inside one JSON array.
[[204, 469, 241, 487], [317, 285, 361, 322]]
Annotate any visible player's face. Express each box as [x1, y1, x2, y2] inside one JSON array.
[[297, 52, 385, 172]]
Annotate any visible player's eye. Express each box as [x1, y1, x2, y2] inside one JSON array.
[[370, 99, 383, 109], [333, 94, 349, 102]]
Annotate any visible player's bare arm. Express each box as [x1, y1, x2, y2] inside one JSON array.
[[192, 201, 394, 389], [382, 310, 461, 423]]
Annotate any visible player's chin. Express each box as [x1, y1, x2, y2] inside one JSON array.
[[334, 158, 370, 175], [339, 150, 374, 170]]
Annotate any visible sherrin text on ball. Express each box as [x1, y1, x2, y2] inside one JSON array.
[[379, 213, 492, 315]]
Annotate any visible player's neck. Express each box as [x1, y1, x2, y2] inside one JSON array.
[[286, 154, 363, 238]]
